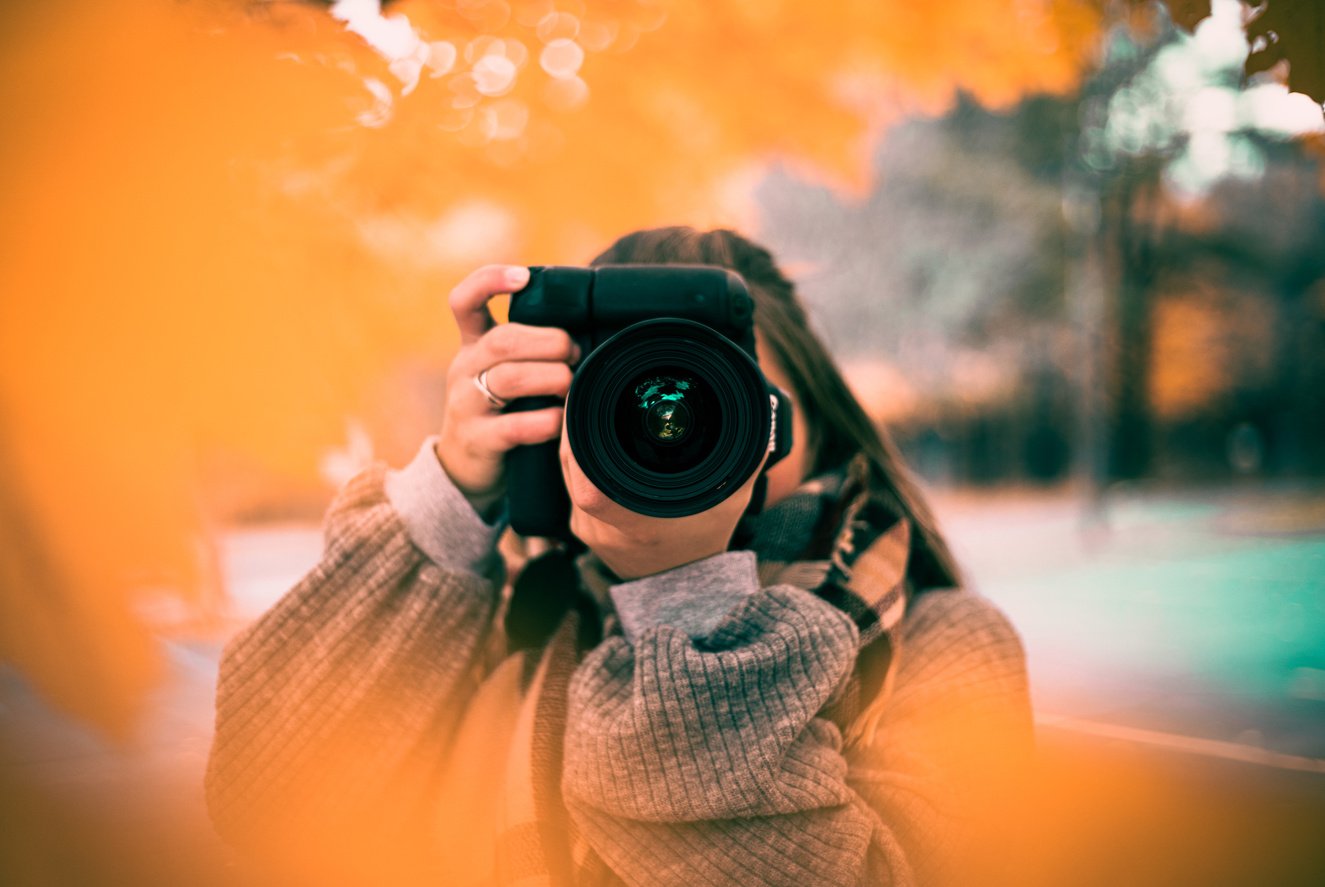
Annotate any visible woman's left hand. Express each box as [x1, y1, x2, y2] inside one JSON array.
[[559, 425, 766, 581]]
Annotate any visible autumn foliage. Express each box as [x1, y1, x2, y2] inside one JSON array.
[[0, 0, 1109, 733]]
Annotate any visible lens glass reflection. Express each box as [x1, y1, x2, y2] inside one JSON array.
[[636, 374, 694, 443], [615, 368, 718, 473]]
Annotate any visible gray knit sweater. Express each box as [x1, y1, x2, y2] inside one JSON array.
[[205, 441, 1033, 886]]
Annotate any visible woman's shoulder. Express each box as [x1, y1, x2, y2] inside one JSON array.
[[904, 586, 1020, 637], [894, 587, 1028, 689]]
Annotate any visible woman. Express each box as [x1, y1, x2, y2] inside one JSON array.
[[205, 227, 1033, 886]]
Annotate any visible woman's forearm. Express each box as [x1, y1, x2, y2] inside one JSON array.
[[204, 449, 505, 864]]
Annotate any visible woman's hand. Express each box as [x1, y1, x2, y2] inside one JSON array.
[[559, 423, 767, 580], [437, 264, 580, 514]]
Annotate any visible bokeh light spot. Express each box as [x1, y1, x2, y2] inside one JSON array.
[[540, 38, 585, 79], [543, 74, 589, 110], [357, 77, 394, 127], [514, 0, 556, 28], [457, 0, 512, 32], [481, 99, 530, 140], [473, 54, 518, 96], [578, 19, 619, 52], [428, 40, 458, 77], [435, 105, 475, 132], [447, 71, 483, 107], [537, 11, 580, 43]]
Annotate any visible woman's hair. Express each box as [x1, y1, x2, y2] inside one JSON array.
[[591, 226, 962, 592]]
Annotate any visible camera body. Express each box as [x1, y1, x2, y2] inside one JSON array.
[[505, 264, 793, 538]]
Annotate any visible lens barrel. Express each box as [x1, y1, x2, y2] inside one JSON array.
[[566, 318, 771, 518]]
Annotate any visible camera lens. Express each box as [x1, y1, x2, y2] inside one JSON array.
[[566, 318, 770, 518]]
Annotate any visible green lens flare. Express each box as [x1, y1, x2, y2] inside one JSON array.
[[635, 376, 694, 443]]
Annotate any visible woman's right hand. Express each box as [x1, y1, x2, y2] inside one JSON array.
[[437, 264, 580, 516]]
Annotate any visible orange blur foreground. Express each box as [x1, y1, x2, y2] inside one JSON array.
[[4, 4, 1324, 887], [0, 0, 1099, 741], [0, 0, 1106, 884]]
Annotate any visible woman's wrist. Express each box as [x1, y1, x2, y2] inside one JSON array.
[[433, 440, 505, 523], [385, 438, 507, 573]]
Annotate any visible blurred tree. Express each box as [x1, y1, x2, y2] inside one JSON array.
[[757, 2, 1324, 488], [1150, 139, 1325, 476], [758, 99, 1081, 485], [1163, 0, 1325, 105], [1078, 2, 1323, 480]]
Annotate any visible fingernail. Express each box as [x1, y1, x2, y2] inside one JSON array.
[[507, 266, 530, 289], [570, 343, 582, 364]]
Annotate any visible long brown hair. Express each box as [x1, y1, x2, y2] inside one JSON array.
[[591, 226, 962, 592]]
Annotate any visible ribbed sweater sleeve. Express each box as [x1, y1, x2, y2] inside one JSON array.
[[563, 583, 899, 886], [563, 582, 1032, 887], [848, 590, 1034, 886], [204, 455, 503, 881]]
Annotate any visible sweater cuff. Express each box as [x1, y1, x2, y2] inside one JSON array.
[[609, 550, 760, 644], [384, 437, 505, 574]]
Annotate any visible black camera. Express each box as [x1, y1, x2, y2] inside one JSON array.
[[504, 264, 793, 538]]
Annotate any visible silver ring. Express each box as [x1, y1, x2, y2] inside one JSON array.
[[473, 369, 509, 410]]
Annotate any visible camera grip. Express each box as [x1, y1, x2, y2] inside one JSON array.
[[505, 395, 571, 538]]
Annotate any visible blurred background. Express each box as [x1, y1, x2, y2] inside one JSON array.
[[1, 0, 1323, 884]]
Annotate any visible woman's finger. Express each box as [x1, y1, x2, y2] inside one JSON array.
[[480, 406, 565, 450], [460, 322, 579, 374], [448, 265, 531, 345], [479, 361, 574, 405]]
